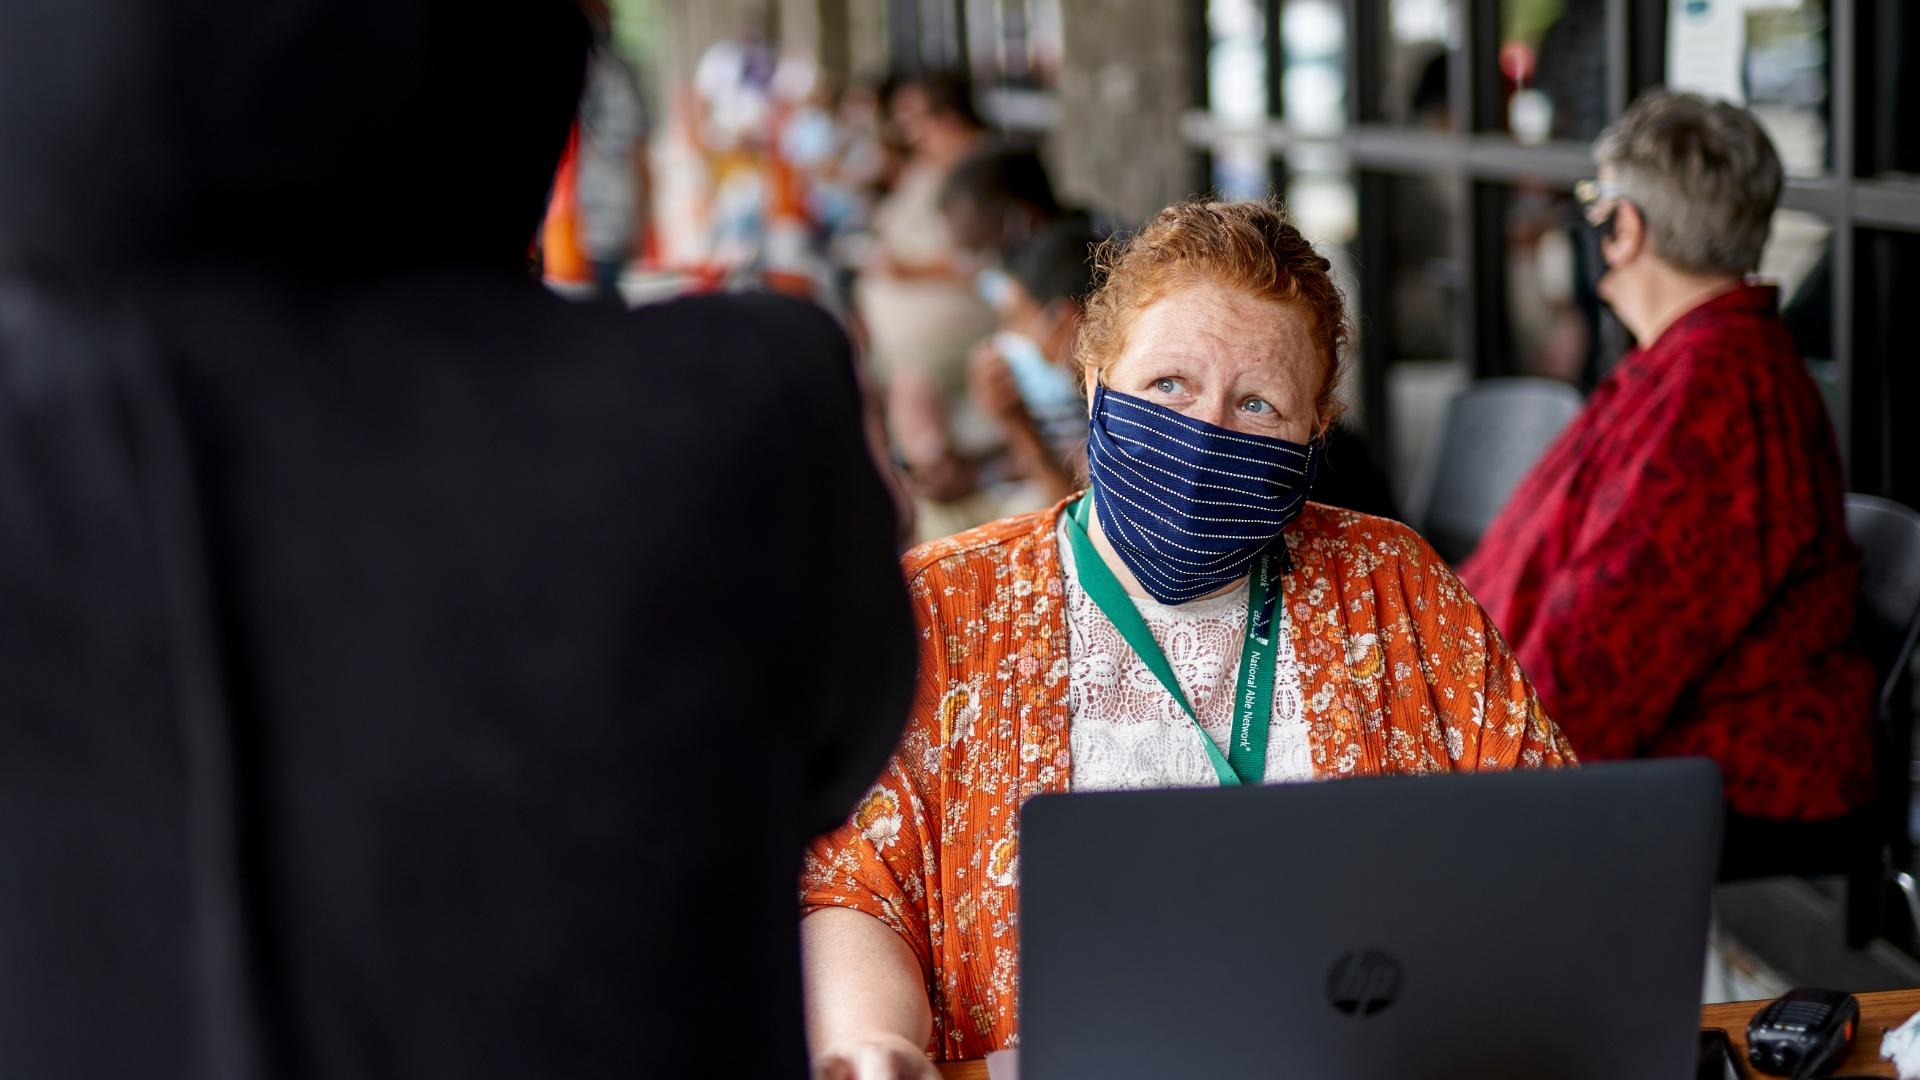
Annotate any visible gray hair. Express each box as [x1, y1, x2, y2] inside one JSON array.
[[1593, 90, 1784, 275]]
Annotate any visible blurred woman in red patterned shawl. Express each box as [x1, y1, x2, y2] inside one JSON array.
[[1461, 92, 1874, 870]]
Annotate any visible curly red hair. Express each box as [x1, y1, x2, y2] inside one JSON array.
[[1074, 198, 1351, 432]]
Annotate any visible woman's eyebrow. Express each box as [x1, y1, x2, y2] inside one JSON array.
[[1226, 370, 1301, 396], [1137, 345, 1204, 363], [1131, 359, 1196, 375]]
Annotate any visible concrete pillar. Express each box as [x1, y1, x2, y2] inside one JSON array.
[[814, 0, 890, 88], [1050, 0, 1200, 227], [844, 0, 891, 84], [775, 0, 822, 69], [817, 0, 851, 83]]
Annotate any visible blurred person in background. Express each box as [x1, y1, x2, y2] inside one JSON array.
[[1460, 91, 1873, 866], [0, 1, 914, 1076], [939, 138, 1110, 335], [802, 199, 1572, 1075], [687, 12, 780, 268], [856, 72, 1000, 539], [966, 217, 1102, 506], [575, 1, 651, 299], [940, 140, 1078, 264], [780, 78, 862, 245], [822, 80, 893, 235], [878, 136, 1113, 540], [800, 79, 894, 311], [693, 11, 777, 137]]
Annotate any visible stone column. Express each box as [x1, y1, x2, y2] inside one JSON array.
[[775, 0, 822, 70], [843, 0, 891, 84], [812, 0, 890, 88], [1049, 0, 1200, 228]]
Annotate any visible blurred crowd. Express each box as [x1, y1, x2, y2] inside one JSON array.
[[541, 24, 1108, 541], [537, 20, 1405, 542]]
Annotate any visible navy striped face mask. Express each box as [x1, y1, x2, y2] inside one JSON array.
[[1085, 382, 1317, 604]]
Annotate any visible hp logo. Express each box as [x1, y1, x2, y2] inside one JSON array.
[[1325, 949, 1404, 1017]]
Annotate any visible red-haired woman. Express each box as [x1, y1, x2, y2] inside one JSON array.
[[801, 199, 1576, 1078]]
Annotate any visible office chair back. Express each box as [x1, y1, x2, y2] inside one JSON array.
[[1715, 497, 1920, 923], [1845, 494, 1920, 719], [1842, 494, 1920, 941], [1405, 377, 1585, 563]]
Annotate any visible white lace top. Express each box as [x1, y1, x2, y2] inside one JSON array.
[[1059, 521, 1315, 792]]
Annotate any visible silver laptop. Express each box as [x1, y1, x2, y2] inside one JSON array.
[[1019, 759, 1721, 1079]]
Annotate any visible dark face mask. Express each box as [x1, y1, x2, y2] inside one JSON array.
[[1083, 383, 1317, 604], [1593, 206, 1619, 244]]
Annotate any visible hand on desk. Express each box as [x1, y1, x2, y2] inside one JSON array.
[[814, 1033, 941, 1080]]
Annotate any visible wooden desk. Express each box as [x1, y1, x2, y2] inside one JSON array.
[[935, 989, 1920, 1079]]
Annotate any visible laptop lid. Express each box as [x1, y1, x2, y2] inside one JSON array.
[[1019, 759, 1722, 1079]]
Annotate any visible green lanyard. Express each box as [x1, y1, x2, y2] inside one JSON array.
[[1063, 496, 1282, 787]]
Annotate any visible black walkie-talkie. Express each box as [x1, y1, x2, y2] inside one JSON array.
[[1745, 989, 1860, 1078]]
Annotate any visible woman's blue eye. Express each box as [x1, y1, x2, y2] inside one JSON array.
[[1153, 378, 1181, 394], [1242, 398, 1270, 414]]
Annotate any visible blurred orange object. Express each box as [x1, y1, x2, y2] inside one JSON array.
[[540, 123, 590, 285]]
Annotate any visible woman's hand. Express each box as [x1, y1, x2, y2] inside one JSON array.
[[812, 1033, 941, 1080]]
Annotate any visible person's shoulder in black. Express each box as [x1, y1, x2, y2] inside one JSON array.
[[0, 2, 914, 1078]]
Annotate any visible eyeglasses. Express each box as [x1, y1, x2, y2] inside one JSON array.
[[1574, 179, 1623, 208], [1574, 178, 1627, 225]]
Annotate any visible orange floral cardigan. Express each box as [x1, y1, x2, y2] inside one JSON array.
[[801, 498, 1574, 1061]]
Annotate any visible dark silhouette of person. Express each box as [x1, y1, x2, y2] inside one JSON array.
[[0, 2, 914, 1077]]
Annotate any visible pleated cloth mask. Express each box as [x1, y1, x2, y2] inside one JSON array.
[[1083, 383, 1318, 604]]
